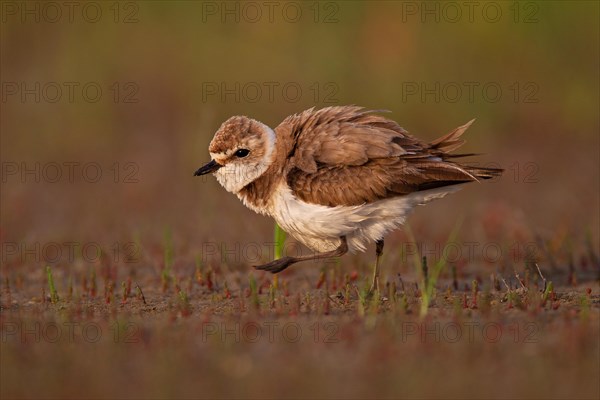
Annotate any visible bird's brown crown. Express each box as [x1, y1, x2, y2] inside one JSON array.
[[209, 116, 257, 155]]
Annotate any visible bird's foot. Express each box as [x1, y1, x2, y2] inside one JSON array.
[[253, 257, 295, 274], [366, 278, 380, 298]]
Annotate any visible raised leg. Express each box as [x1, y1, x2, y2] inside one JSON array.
[[254, 236, 348, 274], [369, 239, 384, 295]]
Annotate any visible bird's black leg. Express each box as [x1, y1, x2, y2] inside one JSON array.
[[369, 239, 385, 295], [254, 236, 348, 274]]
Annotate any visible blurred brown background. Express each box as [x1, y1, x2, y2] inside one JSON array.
[[1, 1, 598, 273]]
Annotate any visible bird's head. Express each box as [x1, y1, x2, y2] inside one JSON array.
[[194, 116, 277, 193]]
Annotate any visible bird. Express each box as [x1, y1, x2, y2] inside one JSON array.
[[194, 106, 502, 294]]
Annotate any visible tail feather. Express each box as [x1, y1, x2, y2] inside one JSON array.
[[463, 165, 504, 180], [429, 119, 475, 153], [422, 119, 503, 187]]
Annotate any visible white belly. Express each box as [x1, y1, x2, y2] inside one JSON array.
[[268, 184, 459, 253]]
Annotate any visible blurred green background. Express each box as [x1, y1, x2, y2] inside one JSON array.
[[1, 1, 598, 263]]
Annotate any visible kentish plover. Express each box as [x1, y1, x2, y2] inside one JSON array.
[[195, 106, 502, 292]]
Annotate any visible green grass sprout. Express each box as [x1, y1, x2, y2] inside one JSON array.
[[272, 223, 287, 289], [45, 265, 59, 304], [248, 273, 260, 310], [274, 222, 286, 259], [406, 215, 464, 318]]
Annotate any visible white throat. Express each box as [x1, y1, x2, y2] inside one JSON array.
[[213, 122, 276, 194]]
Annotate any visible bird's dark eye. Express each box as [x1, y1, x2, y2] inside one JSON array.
[[235, 149, 250, 158]]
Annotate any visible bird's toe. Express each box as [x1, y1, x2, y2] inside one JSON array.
[[253, 257, 294, 273]]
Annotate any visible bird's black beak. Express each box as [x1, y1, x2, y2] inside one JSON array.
[[193, 160, 222, 176]]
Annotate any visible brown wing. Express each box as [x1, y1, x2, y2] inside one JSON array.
[[277, 106, 501, 207]]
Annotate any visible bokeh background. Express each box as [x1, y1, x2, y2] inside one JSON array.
[[2, 1, 598, 270], [1, 2, 599, 399]]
